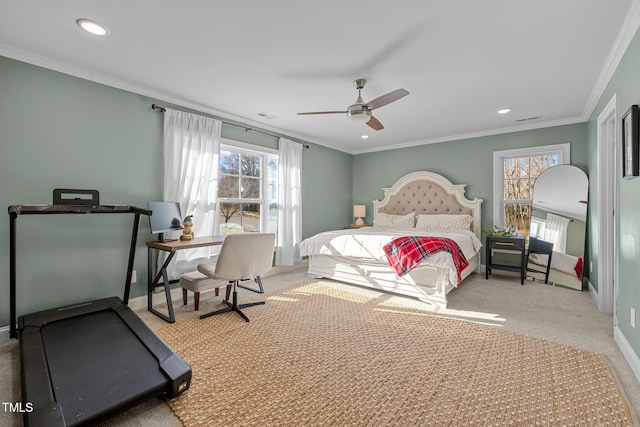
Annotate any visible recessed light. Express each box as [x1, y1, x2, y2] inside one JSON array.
[[361, 135, 369, 139], [497, 108, 512, 115], [76, 19, 111, 36]]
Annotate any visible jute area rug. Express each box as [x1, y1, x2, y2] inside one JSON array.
[[156, 283, 637, 426]]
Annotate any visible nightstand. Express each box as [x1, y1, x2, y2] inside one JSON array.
[[349, 224, 369, 228], [485, 235, 526, 285]]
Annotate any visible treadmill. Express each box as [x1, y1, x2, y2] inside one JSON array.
[[9, 190, 192, 427]]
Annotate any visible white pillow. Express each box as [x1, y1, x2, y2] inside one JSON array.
[[374, 212, 415, 228], [415, 214, 473, 230]]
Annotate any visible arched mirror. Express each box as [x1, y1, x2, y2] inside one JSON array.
[[527, 165, 588, 290]]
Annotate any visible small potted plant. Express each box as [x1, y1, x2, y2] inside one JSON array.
[[482, 225, 518, 236]]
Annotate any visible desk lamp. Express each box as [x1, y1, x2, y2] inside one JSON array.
[[353, 205, 366, 226]]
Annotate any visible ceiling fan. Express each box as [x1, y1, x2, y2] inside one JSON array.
[[297, 79, 409, 131]]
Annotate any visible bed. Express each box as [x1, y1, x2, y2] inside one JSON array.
[[299, 171, 483, 307]]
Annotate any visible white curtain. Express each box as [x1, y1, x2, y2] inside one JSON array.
[[163, 108, 221, 265], [544, 213, 570, 254], [276, 138, 302, 266]]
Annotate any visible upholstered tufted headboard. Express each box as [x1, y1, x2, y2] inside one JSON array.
[[372, 171, 483, 237]]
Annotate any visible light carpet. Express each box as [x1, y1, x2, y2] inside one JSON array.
[[156, 282, 637, 426]]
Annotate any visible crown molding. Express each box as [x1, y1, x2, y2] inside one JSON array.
[[3, 0, 639, 159], [0, 44, 353, 154], [583, 0, 640, 120], [351, 116, 586, 155]]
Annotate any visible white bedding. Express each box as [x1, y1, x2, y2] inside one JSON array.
[[299, 226, 482, 285], [530, 250, 580, 276]]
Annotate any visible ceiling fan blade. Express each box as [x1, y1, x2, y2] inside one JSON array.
[[297, 111, 347, 115], [364, 88, 410, 110], [366, 115, 384, 131]]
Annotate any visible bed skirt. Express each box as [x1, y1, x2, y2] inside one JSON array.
[[306, 253, 480, 308]]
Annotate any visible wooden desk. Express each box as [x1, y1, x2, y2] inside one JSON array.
[[147, 235, 226, 323]]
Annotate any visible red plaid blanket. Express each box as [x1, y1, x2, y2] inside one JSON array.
[[383, 236, 469, 282], [574, 256, 584, 280]]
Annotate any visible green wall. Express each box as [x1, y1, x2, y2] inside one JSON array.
[[587, 24, 640, 357], [353, 124, 589, 244], [0, 55, 352, 326]]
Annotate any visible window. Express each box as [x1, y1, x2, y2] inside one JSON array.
[[529, 217, 546, 239], [493, 144, 569, 236], [217, 140, 278, 235]]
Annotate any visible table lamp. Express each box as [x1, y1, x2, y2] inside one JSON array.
[[353, 205, 366, 226]]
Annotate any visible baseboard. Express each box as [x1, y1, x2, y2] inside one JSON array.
[[586, 277, 600, 300], [0, 325, 11, 344], [127, 286, 187, 311], [614, 325, 640, 384], [588, 278, 601, 309]]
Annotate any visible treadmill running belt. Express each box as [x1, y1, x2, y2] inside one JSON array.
[[19, 298, 191, 427], [40, 310, 168, 425]]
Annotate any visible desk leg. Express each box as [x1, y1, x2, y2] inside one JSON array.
[[147, 248, 176, 323]]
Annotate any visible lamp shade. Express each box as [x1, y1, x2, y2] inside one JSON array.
[[353, 205, 366, 226]]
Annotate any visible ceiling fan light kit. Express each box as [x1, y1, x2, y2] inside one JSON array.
[[347, 108, 371, 122], [297, 78, 409, 132]]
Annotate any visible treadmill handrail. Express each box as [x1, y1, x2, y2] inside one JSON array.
[[8, 204, 151, 339], [8, 204, 152, 216]]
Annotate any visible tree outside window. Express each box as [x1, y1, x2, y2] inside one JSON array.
[[502, 154, 558, 236], [491, 144, 570, 243], [218, 146, 278, 234]]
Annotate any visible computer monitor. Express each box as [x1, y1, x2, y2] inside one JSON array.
[[147, 201, 183, 235]]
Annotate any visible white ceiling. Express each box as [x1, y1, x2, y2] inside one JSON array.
[[0, 1, 637, 154]]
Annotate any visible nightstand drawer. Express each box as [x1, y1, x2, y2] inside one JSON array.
[[487, 236, 525, 250]]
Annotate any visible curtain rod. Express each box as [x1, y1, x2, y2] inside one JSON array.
[[151, 104, 309, 149]]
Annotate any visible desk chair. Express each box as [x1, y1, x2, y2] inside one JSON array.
[[179, 271, 232, 311], [526, 237, 554, 284], [198, 233, 275, 322]]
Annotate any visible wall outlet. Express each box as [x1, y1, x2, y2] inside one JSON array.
[[631, 307, 636, 329], [131, 270, 137, 284]]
